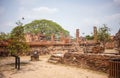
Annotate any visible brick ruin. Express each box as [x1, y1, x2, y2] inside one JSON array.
[[0, 40, 9, 56], [62, 52, 120, 73], [94, 26, 97, 42], [59, 29, 120, 73], [76, 29, 80, 43], [0, 27, 120, 74], [0, 26, 118, 56], [114, 29, 120, 54], [105, 36, 114, 49], [24, 32, 73, 55], [47, 27, 120, 74], [25, 33, 46, 42]]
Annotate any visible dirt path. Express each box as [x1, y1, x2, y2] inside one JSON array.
[[0, 55, 108, 78]]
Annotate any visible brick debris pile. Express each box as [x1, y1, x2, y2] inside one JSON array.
[[62, 52, 120, 73]]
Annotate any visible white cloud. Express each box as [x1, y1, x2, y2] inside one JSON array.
[[75, 13, 120, 36], [108, 13, 120, 20], [113, 0, 120, 5], [17, 7, 59, 22], [0, 22, 16, 33], [32, 7, 58, 14], [96, 13, 120, 35], [103, 13, 120, 23], [82, 18, 99, 26], [15, 0, 39, 5], [0, 7, 5, 15], [114, 0, 120, 3]]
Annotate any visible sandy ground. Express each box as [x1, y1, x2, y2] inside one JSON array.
[[0, 55, 108, 78]]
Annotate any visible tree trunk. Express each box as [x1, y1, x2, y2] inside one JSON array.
[[12, 55, 20, 70], [18, 56, 20, 70], [15, 56, 17, 69]]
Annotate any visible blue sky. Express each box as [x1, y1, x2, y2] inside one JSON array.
[[0, 0, 120, 37]]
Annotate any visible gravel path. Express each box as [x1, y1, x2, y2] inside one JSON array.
[[0, 55, 108, 78]]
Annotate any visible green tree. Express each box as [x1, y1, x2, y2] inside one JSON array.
[[0, 32, 10, 41], [8, 26, 29, 55], [23, 19, 69, 40], [97, 24, 110, 47], [7, 21, 29, 70], [85, 35, 94, 40]]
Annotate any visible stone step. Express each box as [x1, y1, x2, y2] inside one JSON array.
[[48, 59, 58, 64], [49, 57, 60, 61]]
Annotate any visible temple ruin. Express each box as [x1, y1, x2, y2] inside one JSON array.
[[0, 26, 120, 78], [114, 29, 120, 54], [0, 26, 119, 56], [93, 26, 97, 42], [76, 29, 80, 43]]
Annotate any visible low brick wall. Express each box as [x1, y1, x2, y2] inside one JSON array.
[[62, 52, 120, 73], [28, 45, 82, 56]]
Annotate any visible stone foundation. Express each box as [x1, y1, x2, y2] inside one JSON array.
[[62, 52, 120, 73], [27, 45, 83, 56]]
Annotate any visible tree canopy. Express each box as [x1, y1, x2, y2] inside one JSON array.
[[97, 24, 111, 45], [23, 19, 69, 40], [85, 35, 94, 40], [8, 25, 29, 55], [0, 32, 9, 41]]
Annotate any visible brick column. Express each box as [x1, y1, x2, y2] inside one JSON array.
[[94, 26, 97, 42], [76, 29, 79, 43]]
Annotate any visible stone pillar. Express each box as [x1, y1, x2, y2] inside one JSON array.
[[76, 29, 79, 43], [94, 26, 97, 42], [51, 33, 55, 42]]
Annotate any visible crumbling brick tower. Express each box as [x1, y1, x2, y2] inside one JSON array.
[[94, 26, 97, 43], [76, 29, 80, 43], [114, 29, 120, 54]]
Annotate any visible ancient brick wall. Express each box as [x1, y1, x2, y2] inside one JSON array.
[[114, 30, 120, 54], [105, 42, 114, 49], [27, 44, 83, 56], [62, 52, 120, 73], [28, 46, 70, 56], [25, 33, 46, 42]]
